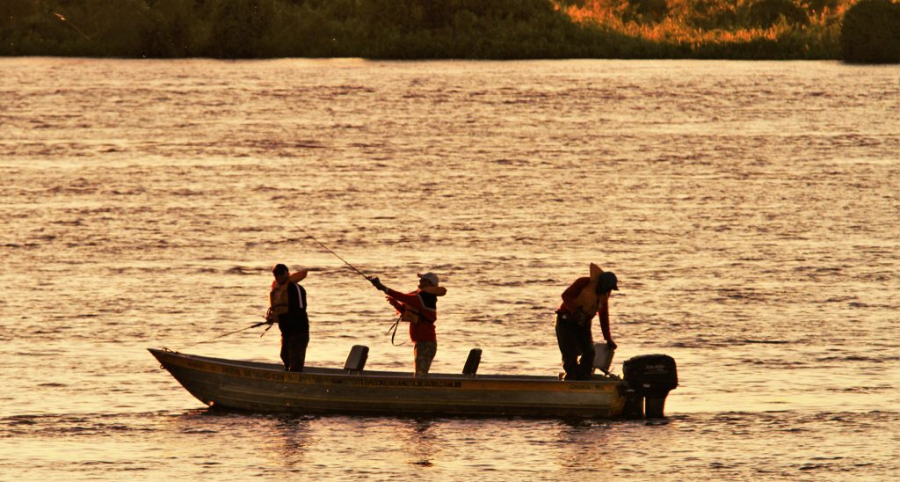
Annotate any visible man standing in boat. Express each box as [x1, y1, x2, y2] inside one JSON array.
[[556, 263, 618, 381], [369, 272, 447, 377], [267, 264, 310, 372]]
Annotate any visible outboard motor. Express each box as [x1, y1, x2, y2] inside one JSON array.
[[622, 354, 678, 419]]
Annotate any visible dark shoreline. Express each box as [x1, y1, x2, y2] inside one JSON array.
[[2, 0, 898, 63]]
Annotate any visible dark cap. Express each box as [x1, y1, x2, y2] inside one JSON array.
[[598, 271, 619, 293], [272, 264, 289, 275]]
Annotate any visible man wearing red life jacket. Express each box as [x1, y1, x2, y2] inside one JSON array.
[[369, 272, 447, 377], [556, 264, 619, 381], [267, 264, 310, 372]]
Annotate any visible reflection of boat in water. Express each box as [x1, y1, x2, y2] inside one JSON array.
[[149, 346, 677, 419]]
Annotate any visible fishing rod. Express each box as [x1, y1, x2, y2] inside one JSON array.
[[176, 319, 272, 351], [287, 221, 372, 282]]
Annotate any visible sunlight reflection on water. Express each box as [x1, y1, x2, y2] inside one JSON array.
[[0, 58, 898, 480]]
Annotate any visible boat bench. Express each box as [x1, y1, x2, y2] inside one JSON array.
[[463, 348, 481, 377], [343, 346, 482, 377], [344, 345, 369, 373]]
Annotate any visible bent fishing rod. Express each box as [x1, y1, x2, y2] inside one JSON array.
[[287, 221, 372, 282]]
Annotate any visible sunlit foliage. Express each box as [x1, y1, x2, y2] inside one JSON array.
[[562, 0, 856, 58]]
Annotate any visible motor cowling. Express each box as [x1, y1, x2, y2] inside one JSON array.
[[622, 354, 678, 418]]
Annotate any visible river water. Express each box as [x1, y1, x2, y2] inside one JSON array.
[[0, 58, 898, 480]]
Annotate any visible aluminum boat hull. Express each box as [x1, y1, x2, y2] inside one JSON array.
[[149, 348, 627, 418]]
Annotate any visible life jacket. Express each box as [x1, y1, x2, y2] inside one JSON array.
[[400, 305, 423, 324], [269, 272, 307, 318], [270, 280, 307, 331], [569, 263, 603, 324], [396, 285, 446, 324]]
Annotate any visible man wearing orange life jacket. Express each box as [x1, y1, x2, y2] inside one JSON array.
[[369, 272, 447, 377], [556, 264, 619, 381], [267, 264, 310, 372]]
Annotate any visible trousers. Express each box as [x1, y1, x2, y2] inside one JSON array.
[[280, 331, 309, 372], [555, 313, 595, 380], [414, 341, 437, 377]]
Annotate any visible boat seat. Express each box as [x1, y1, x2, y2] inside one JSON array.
[[592, 342, 615, 374], [344, 345, 369, 373], [463, 348, 482, 377]]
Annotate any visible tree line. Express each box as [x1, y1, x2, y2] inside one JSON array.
[[1, 0, 897, 62]]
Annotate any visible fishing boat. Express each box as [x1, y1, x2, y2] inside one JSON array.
[[149, 346, 677, 419]]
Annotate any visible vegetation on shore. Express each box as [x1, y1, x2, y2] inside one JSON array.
[[1, 0, 897, 61]]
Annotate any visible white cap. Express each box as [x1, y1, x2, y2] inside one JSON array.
[[417, 272, 440, 287]]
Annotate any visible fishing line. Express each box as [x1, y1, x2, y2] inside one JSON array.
[[53, 12, 92, 41], [386, 315, 407, 346]]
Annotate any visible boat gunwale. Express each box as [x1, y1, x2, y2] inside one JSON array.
[[148, 347, 623, 385]]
